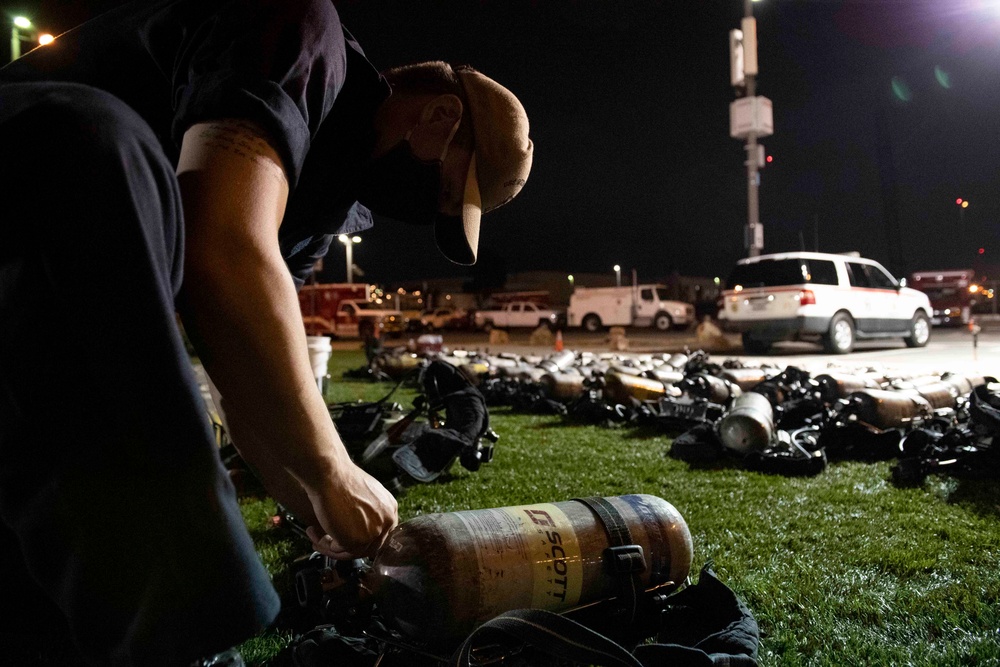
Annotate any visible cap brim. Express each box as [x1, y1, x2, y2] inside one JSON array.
[[435, 156, 481, 265]]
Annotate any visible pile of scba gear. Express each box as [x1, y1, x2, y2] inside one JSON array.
[[217, 358, 496, 494], [330, 359, 497, 491], [358, 346, 999, 483]]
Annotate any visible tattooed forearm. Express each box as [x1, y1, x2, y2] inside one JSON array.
[[192, 120, 287, 182]]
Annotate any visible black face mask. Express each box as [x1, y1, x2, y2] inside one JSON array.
[[356, 140, 441, 225]]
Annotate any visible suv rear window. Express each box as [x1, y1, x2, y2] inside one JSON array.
[[726, 258, 838, 289]]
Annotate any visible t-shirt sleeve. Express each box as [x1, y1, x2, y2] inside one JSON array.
[[170, 0, 347, 187], [286, 234, 335, 291]]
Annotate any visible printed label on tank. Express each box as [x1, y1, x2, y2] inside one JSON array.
[[455, 503, 583, 619]]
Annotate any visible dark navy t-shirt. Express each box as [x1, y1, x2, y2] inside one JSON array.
[[0, 0, 389, 288]]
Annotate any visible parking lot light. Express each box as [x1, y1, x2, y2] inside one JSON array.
[[338, 234, 361, 284]]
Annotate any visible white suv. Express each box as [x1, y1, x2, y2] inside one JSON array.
[[717, 251, 932, 354]]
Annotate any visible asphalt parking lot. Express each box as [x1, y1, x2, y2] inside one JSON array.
[[355, 320, 1000, 379]]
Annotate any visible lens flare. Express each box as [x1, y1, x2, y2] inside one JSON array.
[[891, 76, 912, 102], [934, 66, 951, 88]]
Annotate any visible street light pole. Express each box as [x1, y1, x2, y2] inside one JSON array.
[[11, 16, 31, 62], [614, 265, 621, 287], [729, 1, 770, 258], [345, 240, 354, 284], [339, 234, 361, 284], [743, 0, 761, 257]]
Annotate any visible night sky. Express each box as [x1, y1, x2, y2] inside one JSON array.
[[12, 0, 1000, 285]]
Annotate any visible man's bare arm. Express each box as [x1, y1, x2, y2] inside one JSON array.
[[176, 119, 397, 557]]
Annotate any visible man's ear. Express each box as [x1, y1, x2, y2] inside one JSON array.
[[420, 94, 464, 126]]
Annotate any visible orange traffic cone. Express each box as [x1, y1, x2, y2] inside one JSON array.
[[554, 330, 564, 352]]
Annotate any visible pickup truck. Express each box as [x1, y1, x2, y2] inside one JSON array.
[[420, 306, 469, 331], [337, 300, 405, 339], [473, 301, 563, 331]]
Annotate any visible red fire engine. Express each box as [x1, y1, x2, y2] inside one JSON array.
[[298, 283, 404, 338], [908, 269, 979, 327]]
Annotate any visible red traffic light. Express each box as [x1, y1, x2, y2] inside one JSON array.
[[979, 248, 986, 255], [956, 198, 964, 205], [766, 155, 773, 163]]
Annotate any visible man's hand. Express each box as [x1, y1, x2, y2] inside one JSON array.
[[305, 466, 398, 559]]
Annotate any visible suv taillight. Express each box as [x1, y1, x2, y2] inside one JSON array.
[[800, 290, 816, 306]]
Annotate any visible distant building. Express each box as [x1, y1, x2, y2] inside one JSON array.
[[386, 270, 721, 314]]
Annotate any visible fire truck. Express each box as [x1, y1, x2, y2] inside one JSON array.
[[298, 283, 405, 338], [908, 269, 979, 326]]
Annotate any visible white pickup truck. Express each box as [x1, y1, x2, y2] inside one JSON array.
[[473, 301, 563, 331]]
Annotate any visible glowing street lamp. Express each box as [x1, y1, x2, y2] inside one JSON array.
[[11, 16, 31, 61], [338, 234, 361, 284], [613, 264, 621, 287], [10, 16, 52, 61]]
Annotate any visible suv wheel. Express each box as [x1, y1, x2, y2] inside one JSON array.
[[653, 312, 673, 331], [582, 314, 602, 333], [904, 312, 931, 348], [741, 333, 770, 355], [824, 312, 855, 354]]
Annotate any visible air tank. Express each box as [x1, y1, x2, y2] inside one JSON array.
[[643, 368, 685, 386], [720, 368, 770, 392], [665, 353, 689, 370], [539, 372, 587, 401], [368, 494, 693, 641], [603, 371, 670, 403], [717, 391, 774, 454], [909, 382, 958, 410], [814, 372, 881, 400], [537, 350, 577, 374], [683, 373, 742, 404], [848, 389, 932, 429], [940, 373, 987, 396]]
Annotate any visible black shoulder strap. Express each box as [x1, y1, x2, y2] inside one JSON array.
[[573, 496, 646, 625], [450, 608, 643, 667]]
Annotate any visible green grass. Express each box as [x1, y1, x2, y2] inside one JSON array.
[[238, 350, 1000, 666]]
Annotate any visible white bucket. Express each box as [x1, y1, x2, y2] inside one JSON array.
[[306, 335, 332, 392]]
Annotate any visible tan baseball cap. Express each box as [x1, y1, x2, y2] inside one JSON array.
[[435, 68, 533, 265]]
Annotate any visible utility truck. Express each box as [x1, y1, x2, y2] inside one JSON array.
[[298, 283, 404, 338], [567, 284, 695, 332]]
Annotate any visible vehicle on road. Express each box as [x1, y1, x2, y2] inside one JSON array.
[[473, 301, 563, 331], [298, 283, 404, 338], [420, 306, 468, 331], [717, 251, 932, 354], [908, 269, 978, 327], [567, 284, 695, 332]]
